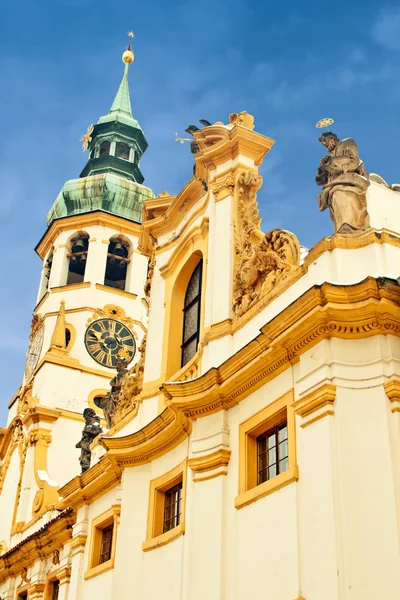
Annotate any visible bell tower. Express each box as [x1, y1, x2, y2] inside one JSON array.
[[0, 35, 154, 543]]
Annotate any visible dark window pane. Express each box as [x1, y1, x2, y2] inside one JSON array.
[[182, 338, 198, 366], [115, 142, 130, 160], [99, 525, 113, 564], [163, 482, 183, 533], [185, 268, 201, 305], [99, 141, 110, 157], [51, 581, 60, 600], [67, 236, 88, 285], [181, 261, 202, 368], [183, 302, 199, 343], [256, 419, 288, 485]]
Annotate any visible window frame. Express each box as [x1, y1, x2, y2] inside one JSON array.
[[236, 389, 298, 510], [181, 260, 203, 368], [84, 505, 120, 580], [143, 460, 187, 552]]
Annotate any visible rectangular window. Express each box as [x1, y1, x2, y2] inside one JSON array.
[[257, 420, 288, 484], [236, 390, 298, 510], [18, 594, 28, 600], [84, 506, 120, 580], [143, 460, 187, 552], [163, 482, 183, 533], [99, 524, 114, 564]]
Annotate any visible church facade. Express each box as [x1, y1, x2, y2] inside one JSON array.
[[1, 41, 400, 600]]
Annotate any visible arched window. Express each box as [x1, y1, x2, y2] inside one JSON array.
[[181, 260, 203, 367], [67, 234, 89, 285], [104, 239, 130, 290], [115, 142, 130, 160], [99, 140, 110, 157], [38, 248, 53, 299]]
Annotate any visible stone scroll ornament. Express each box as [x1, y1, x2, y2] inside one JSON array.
[[233, 170, 300, 318], [316, 131, 370, 234], [75, 408, 103, 474], [98, 338, 147, 429]]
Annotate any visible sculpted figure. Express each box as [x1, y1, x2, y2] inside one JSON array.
[[75, 408, 102, 474], [101, 357, 129, 428], [316, 132, 370, 234]]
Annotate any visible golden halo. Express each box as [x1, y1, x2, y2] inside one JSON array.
[[316, 117, 335, 129]]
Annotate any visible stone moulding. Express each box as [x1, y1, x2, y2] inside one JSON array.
[[54, 276, 400, 513], [0, 508, 75, 583]]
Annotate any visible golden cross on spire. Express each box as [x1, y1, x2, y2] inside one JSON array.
[[128, 31, 134, 40]]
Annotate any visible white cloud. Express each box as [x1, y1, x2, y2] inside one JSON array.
[[371, 5, 400, 51]]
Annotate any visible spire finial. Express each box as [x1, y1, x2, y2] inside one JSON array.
[[122, 31, 135, 65]]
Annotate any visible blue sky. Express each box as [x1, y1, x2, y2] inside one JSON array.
[[1, 0, 400, 423]]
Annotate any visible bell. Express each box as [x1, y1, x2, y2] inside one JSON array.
[[72, 238, 86, 254], [113, 242, 126, 257]]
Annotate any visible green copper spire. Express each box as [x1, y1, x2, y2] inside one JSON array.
[[46, 35, 154, 228], [108, 63, 132, 118]]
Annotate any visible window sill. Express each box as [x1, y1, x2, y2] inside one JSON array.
[[95, 283, 138, 299], [51, 282, 92, 293], [235, 466, 298, 510], [84, 559, 114, 580], [142, 522, 185, 552]]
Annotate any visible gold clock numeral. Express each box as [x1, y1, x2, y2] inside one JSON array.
[[116, 324, 124, 335], [105, 353, 113, 367], [97, 321, 107, 333], [121, 335, 132, 342], [88, 341, 101, 351], [108, 320, 117, 335], [94, 349, 107, 363]]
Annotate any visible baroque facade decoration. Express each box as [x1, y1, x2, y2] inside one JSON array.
[[2, 37, 400, 600]]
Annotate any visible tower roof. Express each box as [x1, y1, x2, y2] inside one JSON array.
[[46, 35, 153, 228]]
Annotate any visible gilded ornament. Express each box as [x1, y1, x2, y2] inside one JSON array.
[[210, 174, 236, 201], [232, 169, 300, 318], [86, 305, 135, 328], [144, 253, 155, 297], [229, 111, 255, 130], [79, 124, 94, 152]]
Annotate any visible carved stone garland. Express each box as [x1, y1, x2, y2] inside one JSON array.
[[233, 170, 300, 318]]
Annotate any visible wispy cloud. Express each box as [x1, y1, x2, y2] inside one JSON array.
[[371, 5, 400, 51]]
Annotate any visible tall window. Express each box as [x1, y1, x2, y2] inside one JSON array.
[[99, 524, 114, 564], [256, 420, 288, 485], [104, 239, 129, 290], [50, 580, 60, 600], [163, 482, 183, 533], [115, 141, 130, 160], [181, 260, 202, 367], [99, 140, 110, 157], [67, 234, 89, 285]]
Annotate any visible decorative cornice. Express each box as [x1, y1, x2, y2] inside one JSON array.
[[36, 211, 141, 259], [188, 449, 231, 481], [384, 380, 400, 413], [159, 218, 209, 279], [293, 384, 336, 428], [94, 283, 138, 300], [142, 177, 205, 241], [162, 277, 400, 418], [57, 277, 400, 511], [0, 509, 75, 583]]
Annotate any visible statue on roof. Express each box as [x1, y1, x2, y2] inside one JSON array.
[[75, 408, 103, 473], [316, 132, 370, 234]]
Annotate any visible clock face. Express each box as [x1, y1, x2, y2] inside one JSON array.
[[85, 318, 136, 368], [25, 326, 44, 381]]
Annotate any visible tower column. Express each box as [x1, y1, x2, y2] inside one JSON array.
[[84, 239, 109, 284]]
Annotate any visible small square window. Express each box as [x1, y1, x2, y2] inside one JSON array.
[[236, 390, 298, 510]]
